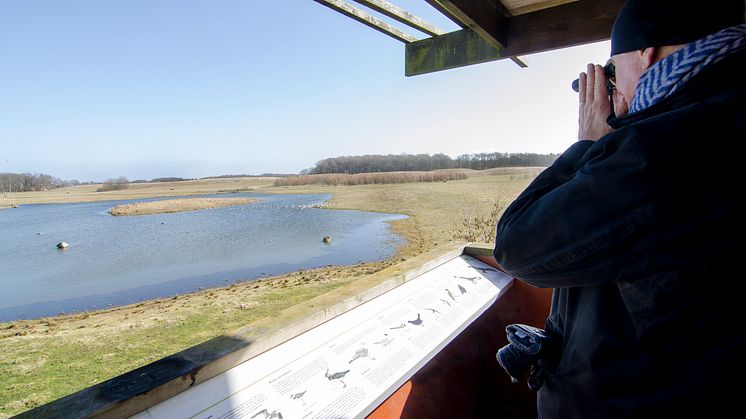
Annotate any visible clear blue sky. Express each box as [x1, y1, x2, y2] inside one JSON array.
[[0, 0, 611, 181]]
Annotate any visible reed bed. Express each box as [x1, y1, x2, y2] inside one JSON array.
[[274, 171, 467, 187], [108, 197, 258, 216], [456, 198, 504, 243]]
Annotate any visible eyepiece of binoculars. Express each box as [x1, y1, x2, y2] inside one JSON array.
[[572, 62, 616, 92]]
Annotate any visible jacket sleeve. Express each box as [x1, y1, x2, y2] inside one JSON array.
[[493, 135, 655, 288]]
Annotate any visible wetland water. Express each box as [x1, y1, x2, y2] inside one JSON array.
[[0, 193, 406, 321]]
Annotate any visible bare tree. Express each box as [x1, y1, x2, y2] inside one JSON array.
[[97, 176, 129, 192]]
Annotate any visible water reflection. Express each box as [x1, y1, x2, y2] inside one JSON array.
[[0, 193, 406, 321]]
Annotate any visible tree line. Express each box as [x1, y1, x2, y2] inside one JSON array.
[[305, 152, 558, 174], [2, 151, 558, 193], [0, 172, 79, 193], [454, 152, 559, 170]]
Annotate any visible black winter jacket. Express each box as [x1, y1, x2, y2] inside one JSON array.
[[494, 48, 745, 418]]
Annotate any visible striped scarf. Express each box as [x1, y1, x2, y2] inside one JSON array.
[[630, 24, 746, 114]]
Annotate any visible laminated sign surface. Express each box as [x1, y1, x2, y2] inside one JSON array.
[[133, 255, 513, 419]]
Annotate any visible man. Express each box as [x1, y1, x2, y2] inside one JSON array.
[[493, 0, 745, 417]]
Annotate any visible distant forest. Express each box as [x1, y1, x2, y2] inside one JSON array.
[[2, 152, 558, 192], [305, 152, 559, 174], [0, 172, 83, 193]]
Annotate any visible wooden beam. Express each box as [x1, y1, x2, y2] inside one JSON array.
[[504, 0, 625, 56], [406, 0, 625, 76], [425, 0, 528, 68], [314, 0, 418, 43], [510, 55, 528, 67], [351, 0, 445, 37], [406, 28, 506, 76], [422, 0, 465, 28], [510, 0, 578, 16], [425, 0, 510, 48]]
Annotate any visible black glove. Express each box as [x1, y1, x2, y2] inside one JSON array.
[[496, 323, 555, 391]]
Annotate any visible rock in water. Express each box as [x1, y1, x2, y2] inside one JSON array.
[[56, 241, 69, 249], [322, 236, 332, 244]]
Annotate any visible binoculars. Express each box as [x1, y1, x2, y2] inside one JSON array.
[[571, 62, 615, 93]]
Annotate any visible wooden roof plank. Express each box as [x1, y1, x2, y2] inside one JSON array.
[[512, 55, 529, 68], [420, 0, 466, 29], [425, 0, 510, 48], [504, 0, 625, 56], [424, 1, 527, 67], [407, 0, 625, 76], [351, 0, 446, 37], [314, 0, 418, 43], [503, 0, 579, 16]]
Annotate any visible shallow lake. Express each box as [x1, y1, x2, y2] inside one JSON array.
[[0, 193, 406, 321]]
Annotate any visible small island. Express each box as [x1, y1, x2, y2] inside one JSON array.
[[109, 197, 259, 216]]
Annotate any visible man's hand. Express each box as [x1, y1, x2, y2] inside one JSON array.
[[578, 63, 614, 141]]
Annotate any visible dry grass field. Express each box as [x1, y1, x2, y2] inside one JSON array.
[[0, 177, 276, 208], [0, 167, 542, 417]]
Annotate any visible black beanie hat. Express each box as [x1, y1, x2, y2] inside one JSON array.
[[610, 0, 745, 56]]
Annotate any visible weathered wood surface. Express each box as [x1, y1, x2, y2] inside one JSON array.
[[406, 28, 505, 76], [316, 0, 620, 73], [407, 0, 624, 76], [425, 0, 511, 48], [424, 0, 527, 67], [503, 0, 578, 16], [463, 242, 497, 257], [352, 0, 445, 36], [314, 0, 418, 43], [505, 0, 625, 56]]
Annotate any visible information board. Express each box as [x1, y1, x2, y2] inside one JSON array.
[[132, 255, 512, 419]]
